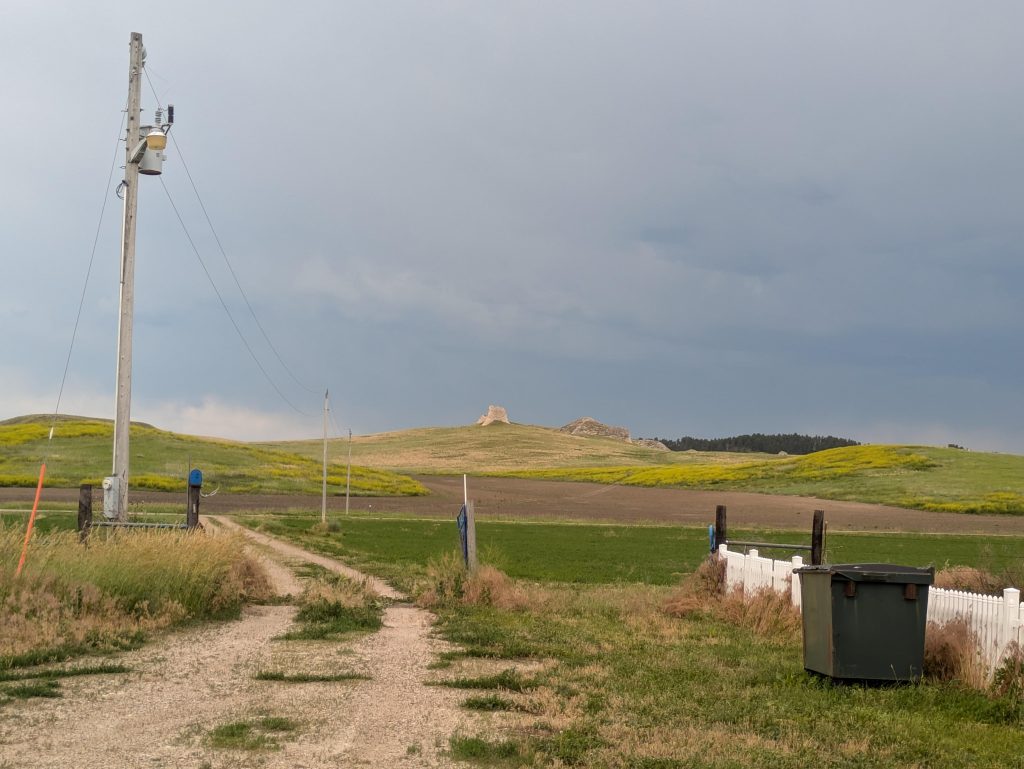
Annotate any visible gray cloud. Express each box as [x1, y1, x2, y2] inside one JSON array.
[[2, 2, 1023, 451]]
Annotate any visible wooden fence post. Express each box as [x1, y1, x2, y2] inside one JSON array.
[[811, 509, 824, 565], [187, 485, 200, 529], [78, 484, 93, 543], [715, 505, 727, 550]]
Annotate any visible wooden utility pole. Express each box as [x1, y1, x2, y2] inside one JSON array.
[[321, 390, 328, 525], [345, 428, 352, 516], [112, 32, 144, 521]]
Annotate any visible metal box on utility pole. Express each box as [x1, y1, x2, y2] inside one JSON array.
[[102, 476, 119, 520]]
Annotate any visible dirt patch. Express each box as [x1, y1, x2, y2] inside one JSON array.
[[4, 476, 1024, 534]]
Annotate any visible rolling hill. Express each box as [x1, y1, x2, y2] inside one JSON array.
[[3, 415, 1023, 514]]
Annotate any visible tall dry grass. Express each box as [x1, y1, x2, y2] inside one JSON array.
[[1, 526, 270, 667], [923, 618, 989, 689], [663, 556, 801, 644], [417, 552, 531, 611]]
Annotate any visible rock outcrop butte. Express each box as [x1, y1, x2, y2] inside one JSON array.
[[476, 405, 510, 426], [559, 417, 630, 441]]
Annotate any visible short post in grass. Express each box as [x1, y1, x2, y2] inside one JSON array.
[[186, 468, 203, 529], [78, 484, 93, 543], [715, 505, 727, 551], [811, 509, 824, 565]]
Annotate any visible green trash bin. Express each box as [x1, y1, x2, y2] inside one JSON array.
[[794, 563, 934, 682]]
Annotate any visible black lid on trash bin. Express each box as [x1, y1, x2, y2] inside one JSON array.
[[793, 563, 934, 584]]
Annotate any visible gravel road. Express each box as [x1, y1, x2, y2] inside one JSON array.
[[0, 520, 484, 768]]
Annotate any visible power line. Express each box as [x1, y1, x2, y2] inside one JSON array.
[[158, 177, 315, 418], [46, 106, 128, 449], [144, 69, 320, 396]]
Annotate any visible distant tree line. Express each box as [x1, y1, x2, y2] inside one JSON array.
[[652, 433, 860, 455]]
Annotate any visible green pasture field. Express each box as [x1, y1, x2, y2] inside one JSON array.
[[238, 513, 1024, 768], [238, 513, 1024, 590], [0, 416, 425, 496]]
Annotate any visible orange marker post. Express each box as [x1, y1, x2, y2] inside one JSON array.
[[15, 462, 47, 578]]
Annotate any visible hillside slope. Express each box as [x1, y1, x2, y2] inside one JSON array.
[[0, 416, 425, 496], [268, 422, 778, 474], [498, 444, 1024, 515]]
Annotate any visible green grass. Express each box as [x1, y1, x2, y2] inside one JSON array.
[[241, 514, 1024, 592], [438, 588, 1024, 768], [232, 515, 1024, 767], [449, 735, 524, 765], [0, 415, 426, 496], [205, 716, 300, 750]]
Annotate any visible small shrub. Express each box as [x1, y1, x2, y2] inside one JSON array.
[[934, 566, 1003, 594], [662, 556, 724, 618], [417, 551, 468, 608], [924, 619, 986, 688], [992, 644, 1024, 705], [664, 559, 799, 644], [462, 565, 529, 610]]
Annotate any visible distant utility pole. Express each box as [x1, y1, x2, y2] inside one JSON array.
[[321, 390, 328, 525], [345, 428, 352, 516], [110, 31, 171, 521], [111, 33, 143, 521]]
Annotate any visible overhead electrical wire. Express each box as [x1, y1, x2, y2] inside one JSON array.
[[158, 177, 315, 418], [46, 106, 129, 449], [144, 69, 321, 397]]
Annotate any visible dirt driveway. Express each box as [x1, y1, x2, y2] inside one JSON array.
[[2, 476, 1023, 535], [0, 518, 488, 768]]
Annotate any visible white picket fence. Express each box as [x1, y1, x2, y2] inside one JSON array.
[[718, 544, 1023, 675], [929, 586, 1023, 672]]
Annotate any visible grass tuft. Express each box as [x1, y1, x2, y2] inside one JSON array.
[[205, 716, 300, 751], [254, 670, 369, 683], [436, 669, 537, 692], [3, 679, 62, 700]]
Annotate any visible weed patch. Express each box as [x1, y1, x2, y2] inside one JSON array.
[[205, 716, 300, 751], [278, 573, 382, 640]]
